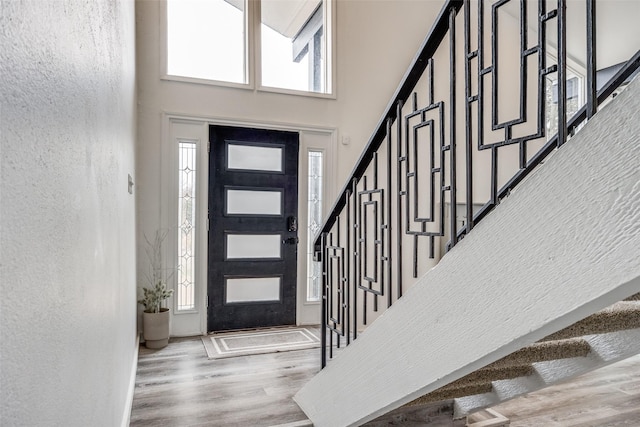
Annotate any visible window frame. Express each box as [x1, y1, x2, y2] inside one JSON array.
[[160, 0, 336, 99]]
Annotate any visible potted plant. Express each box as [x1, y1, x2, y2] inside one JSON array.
[[138, 230, 174, 349]]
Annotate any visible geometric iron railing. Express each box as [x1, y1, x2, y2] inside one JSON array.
[[318, 0, 640, 367]]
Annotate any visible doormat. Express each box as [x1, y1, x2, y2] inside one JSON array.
[[201, 327, 321, 360]]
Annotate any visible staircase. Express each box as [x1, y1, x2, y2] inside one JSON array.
[[295, 72, 640, 426], [294, 0, 640, 425]]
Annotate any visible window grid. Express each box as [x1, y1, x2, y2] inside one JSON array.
[[178, 142, 196, 311], [307, 150, 323, 302]]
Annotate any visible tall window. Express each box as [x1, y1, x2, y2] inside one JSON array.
[[261, 2, 326, 93], [167, 0, 246, 84], [177, 141, 197, 311], [166, 0, 333, 95], [307, 150, 323, 301]]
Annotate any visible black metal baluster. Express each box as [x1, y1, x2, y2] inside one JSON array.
[[327, 232, 333, 361], [449, 7, 458, 249], [386, 118, 393, 308], [346, 188, 351, 346], [519, 0, 528, 170], [321, 232, 327, 368], [491, 147, 498, 206], [537, 0, 548, 164], [557, 0, 568, 147], [360, 176, 367, 326], [352, 178, 358, 341], [586, 0, 597, 119], [464, 0, 475, 236], [336, 216, 341, 350], [396, 100, 404, 299], [371, 155, 378, 313]]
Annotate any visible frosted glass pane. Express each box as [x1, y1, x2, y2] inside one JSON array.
[[227, 234, 281, 259], [226, 277, 281, 303], [228, 144, 282, 172], [227, 189, 281, 215]]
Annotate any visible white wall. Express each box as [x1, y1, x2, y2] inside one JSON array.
[[0, 1, 138, 426], [135, 0, 446, 333]]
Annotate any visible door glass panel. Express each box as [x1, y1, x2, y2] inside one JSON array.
[[226, 189, 282, 215], [228, 144, 283, 172], [227, 234, 282, 259], [226, 277, 281, 303]]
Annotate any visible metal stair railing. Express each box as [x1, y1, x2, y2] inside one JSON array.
[[317, 0, 640, 368]]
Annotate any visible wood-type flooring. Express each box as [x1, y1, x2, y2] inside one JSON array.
[[130, 335, 640, 426]]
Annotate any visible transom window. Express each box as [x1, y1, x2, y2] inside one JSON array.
[[166, 0, 333, 95]]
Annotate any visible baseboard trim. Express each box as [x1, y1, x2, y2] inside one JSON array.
[[121, 333, 140, 427]]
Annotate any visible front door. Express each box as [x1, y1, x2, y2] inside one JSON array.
[[208, 125, 299, 331]]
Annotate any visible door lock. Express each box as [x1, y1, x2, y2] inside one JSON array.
[[283, 237, 299, 245], [287, 216, 298, 232]]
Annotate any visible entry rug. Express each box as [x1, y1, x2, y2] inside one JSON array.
[[201, 327, 321, 360]]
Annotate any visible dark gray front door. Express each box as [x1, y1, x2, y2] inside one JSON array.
[[208, 125, 299, 331]]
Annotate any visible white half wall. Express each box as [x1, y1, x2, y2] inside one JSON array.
[[294, 76, 640, 426], [1, 1, 138, 426]]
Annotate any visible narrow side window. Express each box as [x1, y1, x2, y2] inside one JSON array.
[[177, 141, 197, 311], [306, 150, 323, 301]]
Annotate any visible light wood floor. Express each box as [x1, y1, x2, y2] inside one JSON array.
[[130, 335, 640, 426], [492, 353, 640, 426]]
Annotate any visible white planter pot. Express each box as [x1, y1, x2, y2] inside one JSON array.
[[142, 308, 171, 349]]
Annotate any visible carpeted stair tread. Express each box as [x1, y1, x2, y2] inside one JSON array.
[[404, 338, 590, 408], [486, 337, 591, 369], [404, 366, 533, 407], [541, 301, 640, 341], [408, 383, 494, 406], [439, 365, 535, 391], [397, 300, 639, 416]]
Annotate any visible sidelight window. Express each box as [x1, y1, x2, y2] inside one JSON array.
[[306, 150, 323, 302], [177, 141, 197, 311]]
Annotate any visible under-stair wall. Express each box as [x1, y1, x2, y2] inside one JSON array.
[[294, 73, 640, 426]]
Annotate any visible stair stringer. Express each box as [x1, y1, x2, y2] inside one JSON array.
[[294, 75, 640, 427]]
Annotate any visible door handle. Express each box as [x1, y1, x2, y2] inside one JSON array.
[[283, 237, 299, 245]]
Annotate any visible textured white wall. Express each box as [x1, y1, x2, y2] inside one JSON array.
[[0, 1, 137, 426]]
